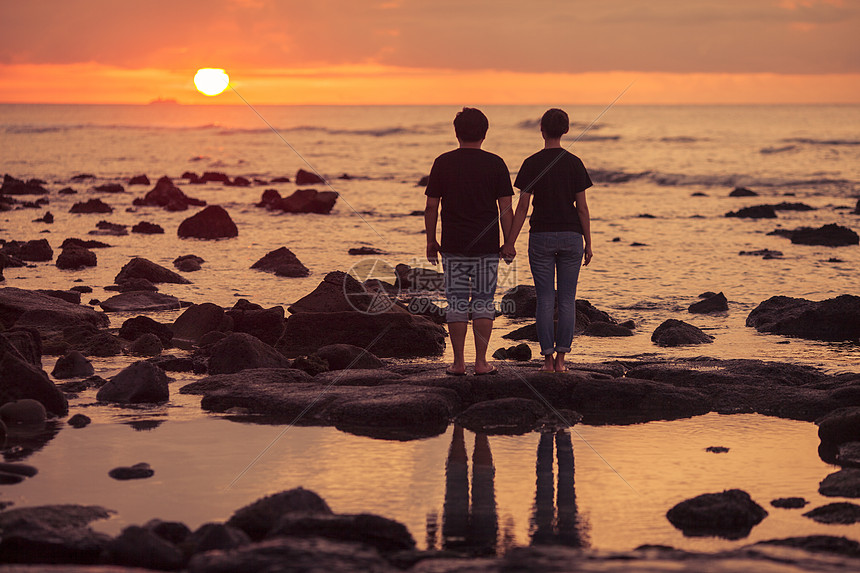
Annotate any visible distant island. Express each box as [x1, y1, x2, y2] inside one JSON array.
[[148, 97, 180, 105]]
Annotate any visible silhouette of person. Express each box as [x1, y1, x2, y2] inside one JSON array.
[[530, 429, 585, 547]]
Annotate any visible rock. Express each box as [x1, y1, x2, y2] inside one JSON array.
[[0, 399, 47, 425], [130, 333, 163, 356], [250, 247, 309, 277], [69, 198, 112, 214], [228, 176, 251, 187], [295, 168, 325, 185], [256, 188, 283, 209], [280, 188, 338, 214], [226, 487, 333, 541], [270, 176, 291, 183], [706, 446, 730, 453], [199, 171, 230, 184], [67, 413, 91, 428], [96, 361, 169, 404], [179, 368, 313, 396], [1, 174, 48, 195], [803, 502, 860, 524], [174, 254, 204, 272], [36, 289, 81, 304], [0, 351, 68, 415], [108, 277, 159, 293], [0, 462, 37, 478], [769, 223, 860, 246], [582, 322, 634, 337], [0, 288, 109, 338], [500, 284, 536, 318], [108, 462, 155, 480], [288, 271, 370, 313], [119, 315, 173, 345], [178, 205, 238, 239], [278, 311, 446, 358], [145, 519, 191, 545], [0, 504, 113, 564], [836, 442, 860, 467], [115, 257, 191, 284], [105, 525, 184, 570], [133, 176, 205, 211], [51, 350, 94, 379], [33, 211, 54, 223], [747, 295, 860, 342], [171, 303, 229, 347], [348, 246, 385, 255], [78, 331, 123, 357], [93, 183, 124, 193], [666, 489, 767, 539], [730, 187, 758, 197], [771, 497, 809, 509], [207, 333, 291, 375], [651, 319, 714, 346], [199, 331, 227, 346], [131, 221, 164, 234], [90, 220, 127, 236], [226, 305, 286, 346], [493, 343, 532, 361], [268, 512, 415, 552], [100, 291, 182, 312], [149, 354, 207, 374], [772, 201, 815, 211], [819, 469, 860, 498], [0, 239, 53, 262], [739, 249, 783, 258], [61, 237, 111, 249], [311, 369, 402, 387], [726, 205, 777, 218], [58, 186, 77, 194], [456, 397, 546, 435], [395, 263, 444, 292], [290, 354, 329, 375], [314, 343, 384, 370], [854, 198, 860, 214], [56, 245, 97, 270], [817, 407, 860, 445], [128, 174, 150, 185], [689, 291, 729, 313], [2, 328, 42, 366], [185, 522, 250, 555]]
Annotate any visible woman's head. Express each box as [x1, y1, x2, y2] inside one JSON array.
[[540, 108, 569, 139]]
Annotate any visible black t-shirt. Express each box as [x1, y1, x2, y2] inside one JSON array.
[[425, 148, 514, 255], [514, 148, 592, 233]]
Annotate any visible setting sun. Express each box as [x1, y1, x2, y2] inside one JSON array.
[[193, 68, 229, 96]]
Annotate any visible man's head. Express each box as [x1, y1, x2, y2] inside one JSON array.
[[540, 108, 569, 139], [454, 107, 489, 143]]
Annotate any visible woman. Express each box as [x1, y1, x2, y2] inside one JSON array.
[[501, 109, 593, 372]]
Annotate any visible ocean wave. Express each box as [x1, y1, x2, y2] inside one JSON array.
[[2, 122, 224, 134], [783, 137, 860, 146], [589, 168, 857, 190], [760, 145, 798, 154]]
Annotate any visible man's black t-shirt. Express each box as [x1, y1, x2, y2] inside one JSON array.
[[425, 148, 514, 255], [514, 149, 592, 233]]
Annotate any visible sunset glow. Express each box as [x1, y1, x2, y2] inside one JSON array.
[[193, 68, 230, 96]]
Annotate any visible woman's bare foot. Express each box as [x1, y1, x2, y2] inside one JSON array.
[[554, 353, 567, 373], [539, 354, 555, 372], [446, 361, 467, 376]]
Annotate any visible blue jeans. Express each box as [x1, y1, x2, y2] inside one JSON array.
[[528, 232, 584, 355], [442, 254, 499, 322]]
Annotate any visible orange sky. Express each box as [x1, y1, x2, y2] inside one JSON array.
[[1, 0, 859, 105]]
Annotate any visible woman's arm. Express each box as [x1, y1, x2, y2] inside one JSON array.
[[575, 191, 593, 266], [501, 192, 531, 260]]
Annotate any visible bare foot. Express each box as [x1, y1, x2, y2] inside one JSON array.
[[554, 355, 567, 372], [539, 355, 555, 372], [446, 363, 466, 376], [474, 362, 497, 375]]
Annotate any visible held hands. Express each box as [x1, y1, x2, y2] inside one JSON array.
[[426, 239, 440, 265], [583, 243, 593, 266], [500, 242, 516, 264]]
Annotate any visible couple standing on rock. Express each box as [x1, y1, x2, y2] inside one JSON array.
[[424, 107, 593, 376]]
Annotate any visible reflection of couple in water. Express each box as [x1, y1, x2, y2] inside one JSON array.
[[425, 107, 593, 376], [429, 425, 586, 554]]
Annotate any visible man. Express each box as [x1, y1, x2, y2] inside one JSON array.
[[425, 107, 514, 375]]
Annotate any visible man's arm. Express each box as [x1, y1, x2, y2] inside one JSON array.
[[575, 191, 593, 266], [501, 192, 531, 260], [424, 195, 441, 264]]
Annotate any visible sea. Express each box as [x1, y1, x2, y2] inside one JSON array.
[[0, 103, 859, 554]]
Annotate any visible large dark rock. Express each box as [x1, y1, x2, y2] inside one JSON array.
[[0, 288, 109, 337], [803, 502, 860, 524], [501, 284, 537, 318], [226, 487, 333, 541], [819, 469, 860, 498], [69, 198, 112, 214], [61, 237, 111, 249], [115, 257, 191, 285], [1, 174, 49, 195], [119, 315, 174, 345], [278, 311, 446, 358], [132, 176, 206, 211], [818, 407, 860, 445], [666, 489, 767, 539], [108, 462, 155, 480], [651, 319, 714, 346], [0, 504, 113, 564], [78, 331, 123, 357], [171, 303, 229, 347], [128, 174, 150, 186], [226, 305, 285, 346], [207, 333, 291, 375], [36, 288, 81, 305], [177, 205, 238, 239], [725, 205, 777, 219], [295, 168, 325, 185], [288, 271, 369, 313], [456, 397, 547, 435], [746, 295, 860, 342], [0, 351, 68, 416], [250, 247, 309, 277], [769, 223, 859, 246], [105, 525, 184, 570], [130, 333, 163, 356], [179, 368, 313, 396], [99, 291, 183, 312], [689, 292, 729, 313], [2, 328, 42, 366], [56, 246, 97, 270], [268, 513, 415, 552], [96, 361, 169, 404], [131, 221, 164, 234], [729, 186, 758, 197], [51, 350, 94, 379], [185, 522, 251, 555], [280, 188, 338, 214], [0, 239, 53, 262], [174, 254, 204, 272], [314, 343, 384, 370]]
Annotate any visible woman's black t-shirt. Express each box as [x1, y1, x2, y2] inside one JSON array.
[[514, 148, 592, 234]]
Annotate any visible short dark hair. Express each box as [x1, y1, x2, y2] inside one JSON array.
[[453, 107, 489, 142], [540, 108, 569, 139]]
